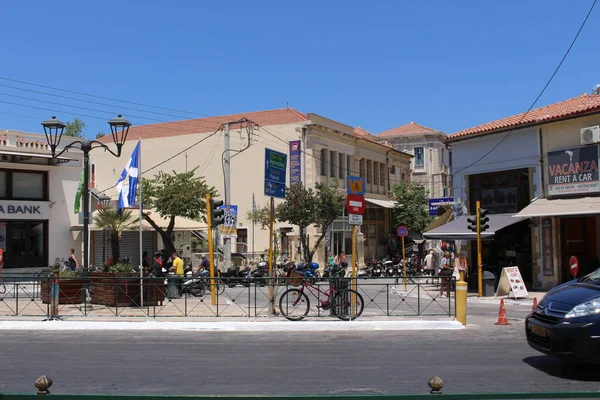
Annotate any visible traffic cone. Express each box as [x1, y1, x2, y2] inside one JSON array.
[[532, 297, 538, 313], [494, 299, 511, 325]]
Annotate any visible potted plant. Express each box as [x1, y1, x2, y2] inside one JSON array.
[[40, 269, 84, 305]]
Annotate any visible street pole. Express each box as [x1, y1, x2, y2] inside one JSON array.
[[138, 138, 144, 309], [206, 194, 217, 306], [351, 225, 357, 312], [82, 151, 90, 276], [223, 123, 231, 271], [402, 236, 407, 291], [268, 197, 275, 315], [252, 193, 256, 261], [476, 200, 483, 298]]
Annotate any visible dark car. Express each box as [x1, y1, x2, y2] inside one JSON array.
[[526, 268, 600, 364]]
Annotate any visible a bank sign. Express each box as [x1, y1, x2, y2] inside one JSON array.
[[548, 145, 599, 196], [428, 197, 454, 216]]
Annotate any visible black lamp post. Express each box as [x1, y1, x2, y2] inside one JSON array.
[[42, 115, 131, 275]]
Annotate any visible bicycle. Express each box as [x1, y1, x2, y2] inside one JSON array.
[[278, 273, 364, 321], [0, 277, 5, 294]]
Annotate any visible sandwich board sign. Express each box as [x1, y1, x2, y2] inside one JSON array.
[[495, 266, 529, 299]]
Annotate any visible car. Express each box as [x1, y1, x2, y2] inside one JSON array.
[[526, 268, 600, 364]]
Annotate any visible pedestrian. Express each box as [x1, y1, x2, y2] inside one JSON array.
[[454, 252, 469, 283], [439, 255, 454, 297], [338, 252, 348, 268], [67, 248, 79, 272], [423, 249, 436, 284], [171, 252, 184, 276], [151, 251, 164, 277]]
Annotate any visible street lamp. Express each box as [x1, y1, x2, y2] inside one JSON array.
[[42, 115, 131, 275]]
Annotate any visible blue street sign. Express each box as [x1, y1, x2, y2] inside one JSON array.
[[397, 226, 408, 238], [264, 148, 287, 199], [346, 175, 366, 195], [428, 197, 454, 216]]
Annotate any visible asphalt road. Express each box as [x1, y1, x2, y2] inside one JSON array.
[[1, 303, 599, 396]]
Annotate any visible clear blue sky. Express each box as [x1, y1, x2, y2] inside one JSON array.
[[1, 1, 599, 138]]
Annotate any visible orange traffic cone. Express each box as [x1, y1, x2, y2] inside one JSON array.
[[495, 299, 511, 325], [532, 297, 538, 312]]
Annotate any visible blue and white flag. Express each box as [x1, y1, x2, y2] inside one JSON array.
[[115, 140, 140, 213]]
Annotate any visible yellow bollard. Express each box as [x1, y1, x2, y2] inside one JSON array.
[[455, 279, 468, 325]]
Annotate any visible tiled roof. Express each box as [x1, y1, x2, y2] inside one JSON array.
[[353, 126, 374, 140], [99, 108, 308, 142], [449, 93, 600, 140], [377, 122, 437, 137]]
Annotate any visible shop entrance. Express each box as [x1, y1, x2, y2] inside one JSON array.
[[560, 216, 598, 282], [0, 220, 47, 269]]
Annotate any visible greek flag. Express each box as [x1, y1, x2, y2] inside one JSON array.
[[115, 140, 140, 213]]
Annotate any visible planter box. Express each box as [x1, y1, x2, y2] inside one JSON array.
[[89, 273, 165, 307], [40, 278, 84, 305]]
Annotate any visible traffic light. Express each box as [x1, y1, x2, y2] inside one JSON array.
[[479, 208, 489, 232], [210, 198, 225, 229], [467, 215, 477, 232]]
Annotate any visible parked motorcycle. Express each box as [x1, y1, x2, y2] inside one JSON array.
[[220, 265, 253, 287]]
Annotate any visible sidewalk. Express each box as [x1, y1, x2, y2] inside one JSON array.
[[467, 291, 545, 306]]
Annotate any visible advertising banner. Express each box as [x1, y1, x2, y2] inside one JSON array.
[[289, 140, 301, 185], [218, 205, 238, 238], [547, 145, 599, 196]]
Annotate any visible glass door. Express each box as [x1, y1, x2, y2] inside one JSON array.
[[6, 221, 47, 269]]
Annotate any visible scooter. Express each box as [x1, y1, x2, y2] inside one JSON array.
[[180, 269, 206, 297]]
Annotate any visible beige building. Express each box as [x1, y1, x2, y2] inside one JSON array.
[[93, 108, 412, 267], [373, 122, 451, 200]]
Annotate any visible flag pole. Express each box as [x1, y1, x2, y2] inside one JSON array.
[[138, 138, 144, 310]]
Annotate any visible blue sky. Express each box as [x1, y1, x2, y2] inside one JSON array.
[[1, 1, 599, 138]]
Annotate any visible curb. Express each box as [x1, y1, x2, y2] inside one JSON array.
[[0, 320, 465, 332]]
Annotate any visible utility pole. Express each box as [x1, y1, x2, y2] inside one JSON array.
[[223, 123, 231, 271]]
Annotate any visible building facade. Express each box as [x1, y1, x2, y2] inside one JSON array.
[[373, 122, 451, 199], [93, 108, 412, 268]]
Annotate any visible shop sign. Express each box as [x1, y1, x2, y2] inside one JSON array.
[[428, 197, 454, 216], [0, 205, 41, 215], [541, 218, 554, 276], [547, 145, 599, 196]]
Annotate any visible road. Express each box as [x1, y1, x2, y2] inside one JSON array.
[[1, 302, 598, 396]]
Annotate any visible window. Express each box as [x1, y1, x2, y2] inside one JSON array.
[[440, 148, 445, 165], [373, 162, 379, 185], [401, 171, 407, 182], [380, 164, 385, 187], [330, 151, 336, 178], [367, 160, 372, 184], [359, 159, 365, 179], [320, 149, 327, 176], [414, 147, 424, 167], [0, 170, 47, 200], [338, 153, 344, 178], [347, 155, 352, 177], [390, 165, 396, 175]]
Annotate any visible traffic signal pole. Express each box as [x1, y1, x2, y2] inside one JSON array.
[[476, 200, 483, 297], [223, 123, 232, 271], [205, 194, 217, 306]]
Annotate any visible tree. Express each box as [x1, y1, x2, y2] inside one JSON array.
[[390, 182, 433, 233], [93, 207, 137, 268], [64, 118, 86, 137], [96, 132, 106, 139], [278, 182, 345, 262], [247, 202, 283, 260], [141, 168, 217, 255]]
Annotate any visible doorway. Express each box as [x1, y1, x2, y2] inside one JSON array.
[[3, 220, 47, 269]]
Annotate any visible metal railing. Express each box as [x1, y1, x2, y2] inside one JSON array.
[[0, 274, 455, 319], [4, 375, 600, 399]]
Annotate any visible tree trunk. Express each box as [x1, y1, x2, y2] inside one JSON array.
[[110, 234, 120, 265]]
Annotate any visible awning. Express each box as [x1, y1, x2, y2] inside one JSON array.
[[365, 198, 396, 208], [0, 150, 76, 164], [513, 197, 600, 218], [422, 213, 526, 240], [423, 208, 454, 232]]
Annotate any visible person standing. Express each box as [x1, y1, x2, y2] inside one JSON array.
[[67, 248, 79, 272], [171, 252, 184, 276], [454, 252, 469, 283], [423, 249, 436, 284]]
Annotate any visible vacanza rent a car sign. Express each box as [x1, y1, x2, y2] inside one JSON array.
[[547, 145, 599, 196]]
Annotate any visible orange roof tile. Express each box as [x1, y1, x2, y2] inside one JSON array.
[[353, 126, 374, 139], [99, 108, 308, 142], [377, 122, 437, 137], [449, 93, 600, 140]]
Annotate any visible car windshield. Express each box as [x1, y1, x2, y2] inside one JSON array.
[[580, 268, 600, 283]]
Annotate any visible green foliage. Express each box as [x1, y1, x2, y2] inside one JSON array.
[[141, 168, 217, 253], [64, 118, 86, 137], [246, 203, 272, 230], [58, 270, 78, 277], [93, 207, 137, 263], [390, 182, 433, 233], [96, 132, 106, 139], [107, 263, 136, 274], [278, 182, 345, 262]]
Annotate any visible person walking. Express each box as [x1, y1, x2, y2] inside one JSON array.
[[67, 248, 79, 272], [423, 249, 436, 284]]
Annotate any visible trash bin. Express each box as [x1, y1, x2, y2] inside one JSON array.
[[482, 271, 496, 297], [167, 275, 181, 299], [329, 277, 350, 316]]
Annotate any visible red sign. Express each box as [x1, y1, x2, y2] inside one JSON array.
[[397, 226, 408, 238], [345, 194, 365, 215], [570, 256, 579, 278]]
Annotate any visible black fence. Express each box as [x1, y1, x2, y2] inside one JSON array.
[[0, 273, 454, 319]]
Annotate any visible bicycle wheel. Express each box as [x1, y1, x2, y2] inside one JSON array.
[[0, 280, 5, 294], [331, 289, 364, 321], [279, 288, 310, 321]]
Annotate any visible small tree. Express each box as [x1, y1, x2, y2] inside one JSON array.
[[247, 202, 283, 261], [391, 182, 433, 233], [278, 182, 345, 262], [96, 132, 106, 139], [64, 118, 86, 137], [93, 207, 137, 268], [141, 168, 217, 255]]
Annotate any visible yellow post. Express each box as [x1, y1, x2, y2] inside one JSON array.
[[351, 225, 357, 312], [205, 194, 217, 306], [268, 197, 275, 315], [402, 236, 407, 291], [476, 200, 483, 298], [456, 278, 467, 325]]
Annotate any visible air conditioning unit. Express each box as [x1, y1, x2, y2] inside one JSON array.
[[580, 126, 600, 145]]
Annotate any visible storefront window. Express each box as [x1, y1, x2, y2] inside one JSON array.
[[469, 168, 529, 214], [12, 172, 45, 200]]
